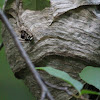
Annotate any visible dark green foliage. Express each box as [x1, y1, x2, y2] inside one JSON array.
[[22, 0, 50, 10], [36, 0, 50, 10], [23, 0, 36, 10], [0, 0, 5, 9]]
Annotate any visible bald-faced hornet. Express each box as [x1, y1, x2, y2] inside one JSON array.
[[20, 30, 33, 41]]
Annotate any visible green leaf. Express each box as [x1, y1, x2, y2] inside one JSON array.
[[0, 0, 5, 9], [79, 66, 100, 90], [22, 0, 50, 10], [81, 89, 100, 95], [36, 0, 50, 10], [36, 67, 83, 94], [22, 0, 36, 10]]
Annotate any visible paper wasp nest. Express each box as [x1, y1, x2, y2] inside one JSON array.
[[2, 0, 100, 99]]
